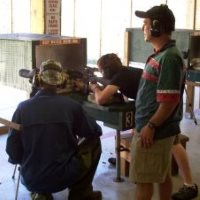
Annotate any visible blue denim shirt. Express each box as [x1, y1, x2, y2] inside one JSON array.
[[6, 89, 102, 192]]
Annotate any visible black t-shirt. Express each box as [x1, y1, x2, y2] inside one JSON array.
[[109, 66, 143, 99]]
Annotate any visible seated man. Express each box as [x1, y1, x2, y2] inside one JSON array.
[[88, 53, 143, 165], [6, 59, 102, 200], [89, 53, 143, 105]]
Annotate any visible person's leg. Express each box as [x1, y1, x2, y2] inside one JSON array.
[[171, 136, 198, 200], [135, 183, 153, 200], [159, 172, 172, 200], [172, 143, 193, 184], [108, 129, 134, 166], [68, 138, 102, 200]]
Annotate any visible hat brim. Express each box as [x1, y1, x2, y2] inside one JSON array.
[[135, 11, 148, 18]]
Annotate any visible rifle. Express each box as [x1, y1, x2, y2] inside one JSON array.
[[19, 66, 110, 96]]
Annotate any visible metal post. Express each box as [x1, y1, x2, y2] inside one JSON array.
[[113, 130, 124, 182]]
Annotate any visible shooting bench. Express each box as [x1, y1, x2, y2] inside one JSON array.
[[120, 132, 189, 177], [66, 93, 136, 182]]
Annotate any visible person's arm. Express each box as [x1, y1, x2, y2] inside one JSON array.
[[148, 102, 178, 126], [90, 83, 119, 105], [140, 101, 178, 148]]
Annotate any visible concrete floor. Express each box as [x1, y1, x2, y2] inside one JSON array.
[[0, 84, 200, 200]]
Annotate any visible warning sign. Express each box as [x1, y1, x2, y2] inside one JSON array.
[[45, 0, 61, 35]]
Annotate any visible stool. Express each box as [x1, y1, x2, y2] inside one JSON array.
[[120, 133, 132, 177], [120, 133, 189, 177]]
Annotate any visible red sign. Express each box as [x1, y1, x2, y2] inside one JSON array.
[[39, 39, 81, 46]]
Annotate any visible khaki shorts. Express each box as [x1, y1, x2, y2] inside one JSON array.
[[129, 133, 175, 183]]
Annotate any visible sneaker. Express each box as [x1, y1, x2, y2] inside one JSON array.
[[68, 190, 102, 200], [172, 184, 198, 200], [31, 193, 53, 200], [108, 157, 116, 166]]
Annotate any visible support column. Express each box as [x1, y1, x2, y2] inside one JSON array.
[[31, 0, 61, 35], [31, 0, 45, 33]]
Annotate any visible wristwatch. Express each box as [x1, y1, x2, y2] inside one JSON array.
[[148, 121, 157, 130]]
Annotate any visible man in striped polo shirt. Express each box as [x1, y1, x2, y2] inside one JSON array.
[[129, 5, 188, 200]]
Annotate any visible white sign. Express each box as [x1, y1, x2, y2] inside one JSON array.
[[45, 0, 61, 35]]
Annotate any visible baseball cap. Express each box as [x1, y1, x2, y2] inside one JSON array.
[[135, 4, 175, 32], [39, 59, 65, 86]]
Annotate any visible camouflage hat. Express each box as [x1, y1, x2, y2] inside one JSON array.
[[39, 59, 64, 86]]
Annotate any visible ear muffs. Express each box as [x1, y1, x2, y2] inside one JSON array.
[[150, 20, 162, 37], [32, 72, 41, 88]]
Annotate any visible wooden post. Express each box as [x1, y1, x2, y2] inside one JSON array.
[[0, 126, 9, 135], [31, 0, 45, 33], [123, 30, 131, 66], [0, 117, 22, 131], [31, 0, 61, 35], [185, 81, 195, 117]]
